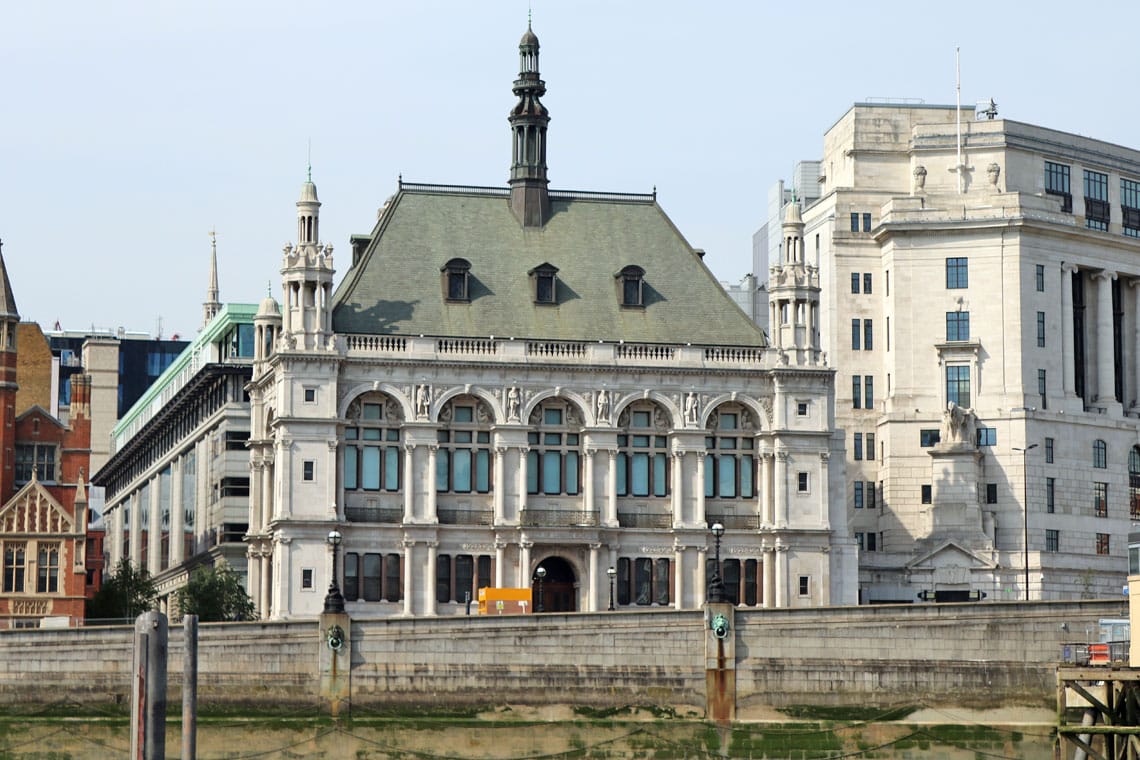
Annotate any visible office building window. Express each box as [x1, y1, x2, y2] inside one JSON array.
[[853, 433, 863, 461], [946, 365, 970, 408], [946, 311, 970, 341], [1038, 369, 1047, 408], [864, 319, 873, 350], [855, 531, 864, 550], [1045, 437, 1054, 463], [921, 484, 932, 504], [1094, 482, 1108, 517], [864, 376, 873, 409], [851, 319, 861, 350], [799, 576, 810, 596], [866, 532, 877, 551], [852, 376, 861, 409], [1045, 529, 1060, 553], [1084, 170, 1109, 231], [797, 472, 809, 493], [1097, 533, 1110, 556], [851, 273, 860, 293], [985, 483, 998, 504], [850, 212, 859, 232], [1122, 178, 1140, 237], [704, 407, 756, 500], [976, 427, 996, 446], [863, 273, 872, 294], [1046, 477, 1055, 514], [886, 317, 890, 351], [866, 481, 876, 509], [854, 481, 864, 508], [946, 257, 968, 289], [920, 429, 941, 447], [1093, 439, 1107, 468], [1036, 311, 1046, 347], [867, 433, 875, 460], [862, 213, 871, 232], [1131, 446, 1140, 519], [302, 461, 315, 481], [1035, 264, 1045, 292], [1045, 161, 1072, 212]]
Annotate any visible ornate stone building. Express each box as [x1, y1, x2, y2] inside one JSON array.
[[244, 25, 855, 619]]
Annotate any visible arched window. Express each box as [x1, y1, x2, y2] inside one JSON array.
[[343, 394, 402, 492], [1130, 446, 1140, 519], [527, 401, 583, 495], [436, 398, 492, 494], [704, 405, 758, 499], [616, 265, 645, 307], [1093, 439, 1108, 469], [616, 403, 670, 497], [442, 258, 471, 302]]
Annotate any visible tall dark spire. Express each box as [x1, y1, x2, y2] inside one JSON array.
[[508, 21, 551, 227]]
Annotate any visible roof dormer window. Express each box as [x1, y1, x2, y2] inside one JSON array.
[[616, 265, 645, 308], [442, 258, 471, 302], [529, 263, 559, 305]]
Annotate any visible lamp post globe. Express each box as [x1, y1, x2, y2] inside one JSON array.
[[535, 566, 546, 613], [607, 566, 616, 611], [323, 529, 346, 614]]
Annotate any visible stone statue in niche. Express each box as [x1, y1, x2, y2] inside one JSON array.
[[506, 386, 521, 421], [595, 390, 610, 424], [415, 384, 431, 419], [942, 401, 976, 446], [913, 165, 928, 194], [565, 404, 582, 427], [476, 400, 492, 424], [987, 162, 1001, 190], [384, 398, 401, 422], [652, 407, 668, 430], [684, 392, 699, 425]]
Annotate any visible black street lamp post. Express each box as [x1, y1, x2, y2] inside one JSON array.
[[323, 530, 346, 614], [708, 522, 725, 603], [535, 566, 546, 613], [607, 566, 616, 611]]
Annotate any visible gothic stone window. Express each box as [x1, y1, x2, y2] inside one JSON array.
[[36, 544, 59, 594], [437, 398, 493, 494], [616, 265, 645, 308], [617, 402, 671, 498], [442, 257, 472, 302], [2, 542, 26, 593], [704, 404, 757, 499], [15, 443, 56, 484], [527, 401, 583, 495], [343, 394, 402, 492]]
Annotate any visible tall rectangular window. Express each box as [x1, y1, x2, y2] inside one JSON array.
[[1045, 161, 1072, 212], [853, 433, 863, 461], [946, 257, 968, 289], [1036, 311, 1046, 347], [1045, 529, 1060, 552], [854, 481, 864, 508], [864, 376, 874, 409], [986, 483, 998, 504], [921, 484, 932, 504], [867, 433, 876, 459], [1035, 264, 1045, 291], [866, 481, 876, 509], [1097, 533, 1111, 556], [864, 319, 873, 350], [852, 376, 861, 409], [946, 311, 970, 341], [1094, 482, 1108, 517], [1084, 169, 1109, 231], [1046, 477, 1055, 513], [863, 273, 872, 294], [1038, 369, 1047, 407], [946, 365, 970, 408], [1045, 437, 1054, 463], [851, 272, 860, 293], [1122, 178, 1140, 237], [851, 319, 861, 350], [862, 212, 871, 232], [850, 212, 859, 232]]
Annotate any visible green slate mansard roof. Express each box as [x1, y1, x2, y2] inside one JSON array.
[[331, 185, 766, 347]]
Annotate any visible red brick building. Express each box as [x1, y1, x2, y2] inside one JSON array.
[[0, 245, 92, 628]]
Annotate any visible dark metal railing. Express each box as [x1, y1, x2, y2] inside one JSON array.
[[437, 508, 494, 526], [706, 513, 761, 530], [521, 509, 599, 527], [344, 506, 402, 524], [618, 512, 672, 529]]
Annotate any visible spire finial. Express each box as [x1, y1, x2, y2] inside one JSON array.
[[307, 138, 312, 182], [266, 281, 272, 297], [528, 4, 532, 27]]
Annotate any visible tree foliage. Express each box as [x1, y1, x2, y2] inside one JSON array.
[[174, 562, 255, 622], [86, 558, 158, 622]]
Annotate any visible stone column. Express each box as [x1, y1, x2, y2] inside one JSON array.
[[249, 460, 263, 533], [584, 449, 595, 518], [147, 478, 161, 576], [260, 550, 272, 617], [1062, 264, 1077, 397], [402, 540, 415, 616], [493, 447, 506, 523], [696, 546, 708, 607], [426, 445, 438, 523], [695, 452, 706, 527], [775, 543, 787, 608], [494, 540, 506, 588], [817, 452, 830, 529], [1094, 270, 1118, 404], [762, 544, 775, 608], [673, 546, 684, 609], [402, 444, 415, 523], [671, 451, 683, 525], [273, 536, 292, 619], [110, 502, 125, 567], [518, 541, 532, 589], [128, 492, 142, 567], [759, 453, 772, 526], [587, 543, 600, 612], [170, 456, 185, 566], [246, 547, 261, 616], [774, 452, 788, 528], [518, 447, 529, 516], [426, 541, 438, 616], [605, 450, 618, 527]]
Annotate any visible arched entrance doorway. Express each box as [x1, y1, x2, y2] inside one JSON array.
[[533, 556, 576, 612]]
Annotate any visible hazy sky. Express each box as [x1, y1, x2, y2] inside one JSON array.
[[4, 1, 1139, 339]]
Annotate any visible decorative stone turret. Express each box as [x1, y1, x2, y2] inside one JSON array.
[[281, 170, 335, 351], [508, 21, 551, 228], [767, 201, 822, 363], [253, 283, 282, 378]]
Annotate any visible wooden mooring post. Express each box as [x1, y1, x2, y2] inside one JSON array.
[[130, 611, 168, 760]]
